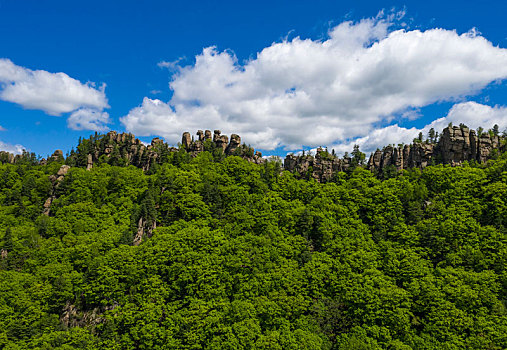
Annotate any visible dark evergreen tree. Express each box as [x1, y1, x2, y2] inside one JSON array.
[[492, 124, 499, 136], [2, 227, 13, 251], [351, 144, 366, 167], [428, 128, 436, 143]]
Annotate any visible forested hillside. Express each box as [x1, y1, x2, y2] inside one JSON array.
[[1, 138, 507, 349]]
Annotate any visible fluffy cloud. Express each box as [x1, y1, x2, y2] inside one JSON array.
[[0, 125, 24, 154], [0, 140, 25, 154], [67, 108, 111, 131], [425, 101, 507, 133], [0, 58, 110, 130], [332, 102, 507, 156], [121, 15, 507, 151], [0, 123, 24, 155]]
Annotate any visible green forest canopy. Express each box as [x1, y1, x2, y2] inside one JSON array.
[[0, 145, 506, 349]]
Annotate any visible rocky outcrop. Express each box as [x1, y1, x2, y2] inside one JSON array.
[[43, 164, 72, 215], [284, 148, 351, 182], [286, 125, 505, 182], [60, 301, 119, 329], [182, 132, 192, 149], [181, 129, 264, 163], [0, 151, 21, 164], [51, 150, 64, 161], [1, 125, 504, 183], [64, 131, 179, 172], [0, 129, 265, 169], [366, 126, 503, 174], [226, 134, 241, 154], [133, 217, 156, 246], [86, 154, 93, 170], [63, 129, 265, 171]]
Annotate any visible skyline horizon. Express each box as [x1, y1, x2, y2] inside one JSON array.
[[1, 1, 507, 157], [2, 121, 504, 161]]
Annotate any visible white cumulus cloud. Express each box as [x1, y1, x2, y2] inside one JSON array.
[[333, 102, 507, 156], [0, 125, 25, 155], [121, 14, 507, 151], [0, 140, 25, 155], [0, 58, 110, 131], [425, 101, 507, 133], [67, 108, 111, 131]]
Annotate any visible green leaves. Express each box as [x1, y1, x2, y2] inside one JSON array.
[[1, 149, 507, 349]]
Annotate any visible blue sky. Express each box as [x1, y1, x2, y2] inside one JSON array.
[[0, 0, 506, 157]]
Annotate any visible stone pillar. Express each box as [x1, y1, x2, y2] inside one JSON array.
[[182, 132, 191, 149]]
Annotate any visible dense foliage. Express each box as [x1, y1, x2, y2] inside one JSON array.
[[1, 149, 506, 349]]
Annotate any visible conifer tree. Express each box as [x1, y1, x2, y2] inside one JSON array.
[[2, 227, 13, 251], [428, 128, 436, 143]]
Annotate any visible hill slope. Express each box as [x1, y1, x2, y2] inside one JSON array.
[[0, 129, 506, 349]]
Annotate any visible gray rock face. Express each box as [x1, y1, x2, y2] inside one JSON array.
[[181, 130, 263, 163], [74, 131, 177, 172], [285, 125, 505, 182], [402, 145, 411, 169], [439, 126, 472, 164], [181, 132, 191, 149], [225, 134, 241, 155], [86, 154, 93, 171], [409, 143, 434, 169], [0, 151, 16, 164], [435, 126, 502, 165], [134, 217, 156, 246], [57, 165, 71, 177], [44, 165, 72, 215], [364, 126, 503, 175], [57, 129, 265, 170], [0, 125, 503, 184], [285, 148, 350, 182], [212, 130, 229, 151], [151, 137, 163, 146], [477, 134, 498, 163], [381, 145, 394, 170], [42, 197, 53, 216], [368, 149, 382, 171]]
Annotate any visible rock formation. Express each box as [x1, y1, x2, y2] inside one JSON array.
[[60, 300, 118, 329], [133, 217, 156, 246], [284, 148, 351, 182], [1, 125, 504, 183], [55, 130, 265, 170], [226, 134, 241, 155], [365, 126, 504, 174], [284, 125, 505, 182], [366, 142, 435, 173], [0, 151, 22, 164], [64, 131, 179, 172], [43, 164, 72, 216], [0, 130, 265, 169], [181, 129, 264, 164]]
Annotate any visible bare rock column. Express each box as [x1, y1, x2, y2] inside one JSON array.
[[182, 132, 192, 149], [225, 134, 241, 155]]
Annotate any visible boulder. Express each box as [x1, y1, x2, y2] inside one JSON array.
[[57, 165, 71, 176]]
